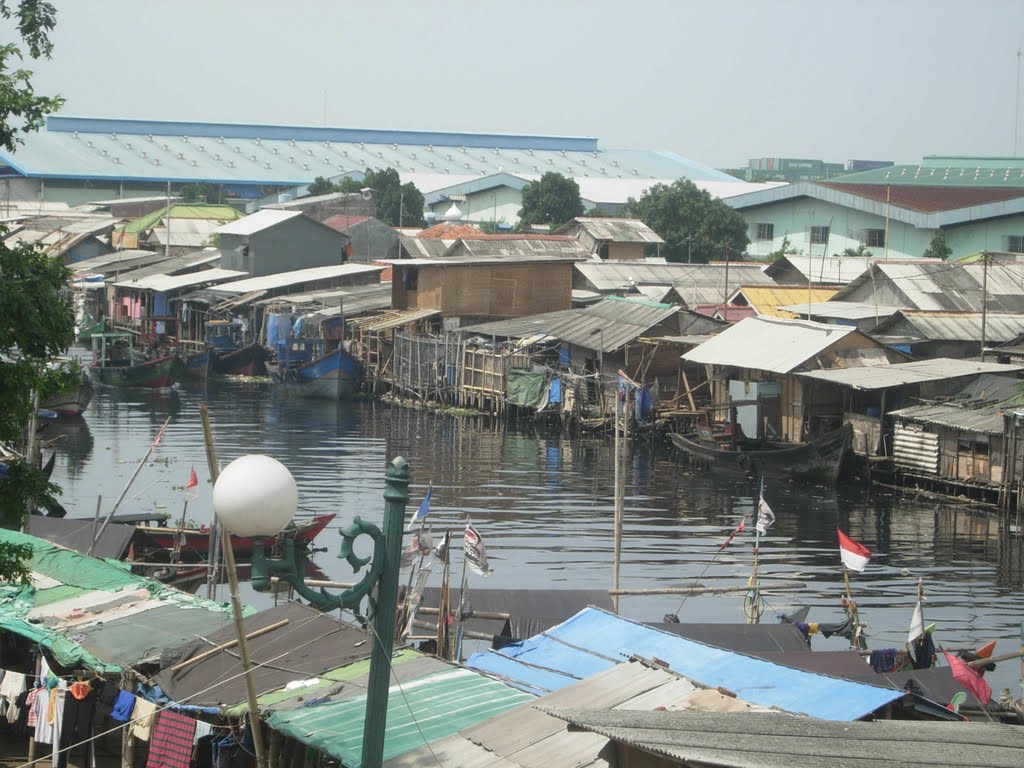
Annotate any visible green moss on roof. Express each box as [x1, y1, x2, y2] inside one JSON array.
[[121, 203, 243, 234]]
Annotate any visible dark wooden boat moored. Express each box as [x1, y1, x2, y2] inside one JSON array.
[[181, 347, 211, 380], [212, 342, 268, 377], [670, 423, 853, 485], [41, 369, 94, 417], [131, 513, 336, 560]]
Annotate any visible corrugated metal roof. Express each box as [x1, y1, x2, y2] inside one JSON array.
[[70, 249, 161, 274], [776, 300, 905, 321], [346, 308, 440, 331], [541, 710, 1023, 768], [461, 297, 679, 353], [555, 217, 665, 244], [2, 117, 737, 190], [733, 285, 838, 317], [106, 250, 221, 283], [267, 664, 532, 767], [446, 237, 588, 260], [820, 181, 1024, 212], [385, 660, 769, 768], [216, 209, 302, 235], [871, 310, 1024, 343], [575, 262, 772, 292], [799, 359, 1024, 390], [763, 255, 876, 284], [400, 236, 452, 258], [834, 261, 1024, 312], [214, 263, 383, 293], [682, 316, 858, 374], [465, 608, 902, 720], [890, 403, 1008, 434], [156, 603, 370, 710], [113, 267, 246, 292]]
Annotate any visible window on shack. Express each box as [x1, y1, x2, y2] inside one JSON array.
[[957, 435, 989, 456]]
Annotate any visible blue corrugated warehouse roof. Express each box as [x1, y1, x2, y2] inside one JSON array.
[[465, 607, 904, 720], [0, 116, 737, 190]]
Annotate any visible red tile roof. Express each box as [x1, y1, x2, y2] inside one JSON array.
[[416, 222, 484, 239], [820, 183, 1024, 213], [323, 214, 371, 231]]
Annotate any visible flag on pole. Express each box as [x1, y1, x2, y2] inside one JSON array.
[[151, 419, 169, 449], [907, 600, 925, 661], [755, 494, 775, 536], [942, 650, 992, 704], [183, 467, 199, 500], [837, 529, 871, 572], [400, 528, 434, 569], [407, 484, 432, 531], [463, 522, 493, 576], [719, 517, 746, 549]]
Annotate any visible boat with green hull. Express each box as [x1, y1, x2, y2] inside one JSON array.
[[88, 332, 183, 388]]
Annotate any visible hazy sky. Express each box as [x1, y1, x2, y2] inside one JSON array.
[[18, 1, 1024, 168]]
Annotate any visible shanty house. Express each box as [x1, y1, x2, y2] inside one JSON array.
[[217, 209, 351, 277], [554, 217, 665, 260], [889, 374, 1024, 499], [574, 262, 775, 307], [389, 256, 575, 325], [728, 284, 839, 318], [114, 203, 243, 252], [797, 359, 1023, 457], [830, 260, 1024, 313], [322, 214, 399, 263], [869, 310, 1024, 359], [682, 316, 905, 442]]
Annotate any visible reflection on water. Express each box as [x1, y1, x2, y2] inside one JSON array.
[[48, 377, 1024, 695]]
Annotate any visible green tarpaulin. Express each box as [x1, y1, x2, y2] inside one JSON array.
[[505, 367, 547, 408]]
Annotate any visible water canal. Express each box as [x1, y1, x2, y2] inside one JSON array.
[[41, 374, 1024, 697]]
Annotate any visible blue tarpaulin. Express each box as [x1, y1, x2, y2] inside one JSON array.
[[549, 376, 562, 405], [465, 607, 903, 720]]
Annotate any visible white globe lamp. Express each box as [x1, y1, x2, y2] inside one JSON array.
[[213, 454, 298, 537]]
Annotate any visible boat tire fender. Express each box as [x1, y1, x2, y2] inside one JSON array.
[[737, 453, 752, 472]]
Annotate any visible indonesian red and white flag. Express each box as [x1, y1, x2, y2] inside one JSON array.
[[837, 529, 871, 572]]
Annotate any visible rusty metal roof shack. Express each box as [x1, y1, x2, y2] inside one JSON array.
[[384, 660, 771, 768], [798, 359, 1024, 391], [871, 310, 1024, 344], [541, 710, 1022, 768], [154, 602, 371, 710], [461, 296, 682, 353]]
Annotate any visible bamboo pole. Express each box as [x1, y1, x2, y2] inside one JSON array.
[[609, 581, 805, 596], [168, 619, 291, 673], [199, 404, 267, 768]]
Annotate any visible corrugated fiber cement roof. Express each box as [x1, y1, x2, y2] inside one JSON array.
[[464, 607, 902, 720]]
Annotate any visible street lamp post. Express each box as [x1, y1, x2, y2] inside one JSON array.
[[214, 454, 409, 768]]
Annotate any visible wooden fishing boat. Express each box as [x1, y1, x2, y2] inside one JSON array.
[[131, 513, 336, 560], [670, 423, 853, 485], [180, 347, 211, 380], [211, 342, 268, 377], [41, 369, 94, 417], [88, 332, 183, 388], [266, 339, 363, 400]]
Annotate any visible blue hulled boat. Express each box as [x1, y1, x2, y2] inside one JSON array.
[[266, 338, 363, 400]]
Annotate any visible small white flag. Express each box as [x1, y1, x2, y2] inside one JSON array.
[[756, 494, 775, 536], [907, 600, 925, 660]]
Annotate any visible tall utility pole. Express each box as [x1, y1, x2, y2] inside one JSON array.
[[1016, 48, 1022, 156], [980, 251, 990, 360]]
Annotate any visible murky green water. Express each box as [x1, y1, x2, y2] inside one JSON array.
[[41, 375, 1024, 697]]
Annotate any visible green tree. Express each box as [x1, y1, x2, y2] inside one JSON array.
[[923, 229, 953, 260], [583, 207, 611, 218], [839, 244, 872, 258], [306, 176, 336, 196], [0, 1, 75, 580], [517, 172, 584, 229], [180, 182, 221, 204], [362, 167, 424, 227], [766, 235, 800, 262], [622, 179, 749, 263]]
